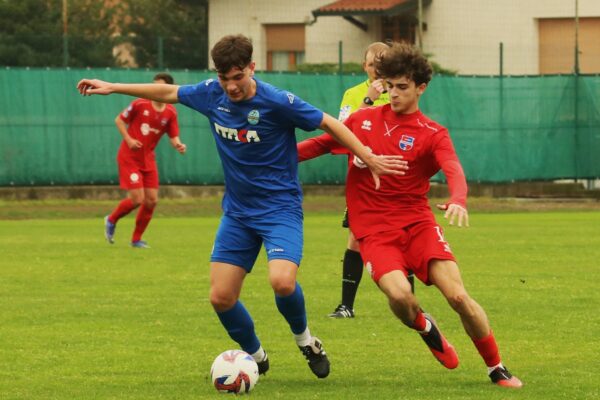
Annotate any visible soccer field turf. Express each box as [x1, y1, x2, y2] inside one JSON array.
[[1, 211, 599, 399]]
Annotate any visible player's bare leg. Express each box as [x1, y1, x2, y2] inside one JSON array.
[[269, 259, 330, 378], [378, 270, 459, 369], [429, 260, 522, 387]]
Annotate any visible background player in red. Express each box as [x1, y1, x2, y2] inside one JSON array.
[[104, 72, 186, 248], [298, 43, 522, 388]]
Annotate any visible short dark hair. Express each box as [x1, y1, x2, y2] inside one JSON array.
[[375, 42, 432, 86], [153, 72, 174, 84], [211, 34, 253, 73]]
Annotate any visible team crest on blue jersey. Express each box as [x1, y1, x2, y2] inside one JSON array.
[[399, 135, 414, 151], [247, 109, 260, 125], [286, 93, 295, 104]]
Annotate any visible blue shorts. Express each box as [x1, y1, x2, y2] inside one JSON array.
[[211, 210, 304, 272]]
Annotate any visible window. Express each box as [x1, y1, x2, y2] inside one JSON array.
[[539, 17, 600, 74], [381, 15, 417, 44], [265, 24, 305, 71]]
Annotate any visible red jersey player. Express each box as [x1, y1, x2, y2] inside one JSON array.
[[298, 43, 522, 388], [104, 73, 186, 248]]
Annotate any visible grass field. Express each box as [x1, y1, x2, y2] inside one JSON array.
[[1, 200, 599, 399]]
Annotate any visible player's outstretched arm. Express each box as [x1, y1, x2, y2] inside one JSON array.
[[77, 79, 180, 104], [319, 113, 408, 189]]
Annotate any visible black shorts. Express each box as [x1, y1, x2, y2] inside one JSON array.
[[342, 207, 349, 228]]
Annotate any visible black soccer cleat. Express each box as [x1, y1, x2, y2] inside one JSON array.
[[327, 304, 355, 318], [298, 337, 330, 378], [489, 366, 523, 388], [255, 352, 269, 375]]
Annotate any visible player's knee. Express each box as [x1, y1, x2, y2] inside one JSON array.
[[144, 198, 158, 208], [387, 288, 413, 309], [271, 279, 295, 296], [210, 290, 236, 311], [130, 196, 144, 207], [447, 292, 474, 315]]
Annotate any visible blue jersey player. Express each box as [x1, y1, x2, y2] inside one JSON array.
[[77, 34, 407, 379]]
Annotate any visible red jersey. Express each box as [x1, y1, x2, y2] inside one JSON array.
[[298, 105, 466, 239], [117, 99, 179, 166]]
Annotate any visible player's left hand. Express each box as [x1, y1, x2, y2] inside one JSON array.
[[436, 203, 469, 227], [175, 143, 187, 154]]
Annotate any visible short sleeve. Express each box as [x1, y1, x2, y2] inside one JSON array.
[[275, 91, 324, 132], [119, 100, 138, 124], [177, 79, 216, 115]]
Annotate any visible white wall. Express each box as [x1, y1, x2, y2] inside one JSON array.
[[209, 0, 381, 70], [209, 0, 600, 74], [423, 0, 600, 75]]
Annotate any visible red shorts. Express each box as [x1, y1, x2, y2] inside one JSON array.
[[358, 221, 456, 285], [117, 158, 159, 190]]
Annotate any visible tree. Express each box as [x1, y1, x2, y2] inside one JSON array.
[[119, 0, 208, 69], [66, 0, 125, 67], [0, 0, 63, 66], [0, 0, 208, 69]]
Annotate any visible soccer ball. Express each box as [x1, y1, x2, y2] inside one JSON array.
[[210, 350, 259, 394]]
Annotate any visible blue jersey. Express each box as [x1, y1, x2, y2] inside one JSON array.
[[178, 78, 324, 217]]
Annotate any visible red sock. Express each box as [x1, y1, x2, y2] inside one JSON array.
[[412, 311, 427, 331], [109, 198, 138, 224], [473, 331, 501, 367], [132, 204, 155, 242]]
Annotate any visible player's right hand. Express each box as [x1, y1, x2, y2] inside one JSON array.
[[126, 138, 143, 150], [175, 143, 187, 154], [77, 79, 113, 96], [367, 79, 386, 101]]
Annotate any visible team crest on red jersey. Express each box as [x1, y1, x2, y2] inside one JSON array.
[[399, 135, 414, 151]]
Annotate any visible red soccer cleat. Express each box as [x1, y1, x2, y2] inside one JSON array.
[[419, 314, 459, 369], [489, 366, 523, 388]]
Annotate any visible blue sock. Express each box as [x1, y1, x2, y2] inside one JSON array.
[[275, 282, 308, 335], [216, 301, 261, 354]]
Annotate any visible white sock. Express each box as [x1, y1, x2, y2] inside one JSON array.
[[294, 327, 312, 347], [251, 347, 266, 362], [487, 362, 504, 375]]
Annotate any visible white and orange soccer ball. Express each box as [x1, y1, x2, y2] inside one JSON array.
[[210, 350, 259, 394]]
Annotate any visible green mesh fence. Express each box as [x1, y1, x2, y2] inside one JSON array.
[[0, 68, 599, 186]]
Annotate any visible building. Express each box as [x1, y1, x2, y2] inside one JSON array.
[[208, 0, 600, 75]]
